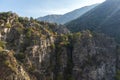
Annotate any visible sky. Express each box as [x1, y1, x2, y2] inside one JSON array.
[[0, 0, 105, 18]]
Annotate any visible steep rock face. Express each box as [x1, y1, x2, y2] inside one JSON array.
[[0, 12, 119, 80], [0, 12, 57, 80], [0, 51, 31, 80], [72, 31, 117, 80], [24, 37, 55, 80]]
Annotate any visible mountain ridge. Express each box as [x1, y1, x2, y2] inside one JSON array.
[[66, 0, 120, 43], [37, 4, 99, 24]]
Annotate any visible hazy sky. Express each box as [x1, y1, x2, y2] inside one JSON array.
[[0, 0, 105, 18]]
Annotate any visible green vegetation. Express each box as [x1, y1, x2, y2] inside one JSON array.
[[50, 43, 55, 49], [28, 65, 36, 73], [115, 70, 120, 80], [0, 41, 6, 48], [0, 47, 4, 52], [58, 34, 70, 47], [16, 27, 23, 34], [56, 73, 63, 80], [14, 22, 24, 33], [4, 60, 11, 67], [5, 23, 11, 28], [0, 11, 13, 21], [14, 53, 25, 62], [72, 32, 82, 41], [18, 17, 29, 27], [0, 41, 6, 52], [0, 51, 6, 64], [0, 51, 17, 73], [25, 28, 33, 38]]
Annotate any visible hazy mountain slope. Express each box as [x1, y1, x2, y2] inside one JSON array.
[[37, 4, 99, 24], [37, 15, 62, 23], [66, 0, 120, 42], [57, 4, 99, 24]]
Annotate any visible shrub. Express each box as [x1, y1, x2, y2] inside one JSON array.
[[0, 41, 6, 48], [4, 59, 16, 72], [5, 23, 11, 28], [56, 73, 63, 80], [28, 65, 36, 73], [16, 27, 23, 34], [14, 53, 25, 62], [0, 47, 4, 52], [67, 76, 74, 80], [25, 28, 32, 38], [50, 44, 55, 49], [4, 60, 10, 67], [115, 70, 120, 80]]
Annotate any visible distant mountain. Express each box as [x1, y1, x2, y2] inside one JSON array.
[[66, 0, 120, 42], [37, 4, 99, 24], [37, 15, 62, 23]]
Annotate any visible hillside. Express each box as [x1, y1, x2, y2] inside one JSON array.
[[37, 15, 62, 23], [0, 12, 120, 80], [66, 0, 120, 42], [37, 4, 99, 24]]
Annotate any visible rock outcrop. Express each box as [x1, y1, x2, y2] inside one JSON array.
[[0, 51, 31, 80], [0, 12, 119, 80]]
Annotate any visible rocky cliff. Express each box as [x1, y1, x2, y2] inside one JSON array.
[[0, 12, 119, 80]]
